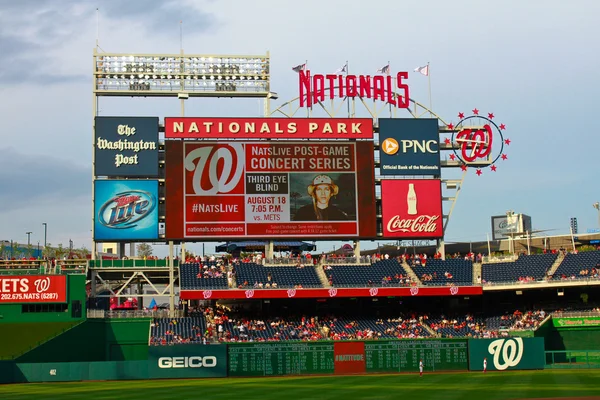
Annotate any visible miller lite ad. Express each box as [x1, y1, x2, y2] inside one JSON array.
[[381, 179, 443, 238], [94, 179, 159, 241]]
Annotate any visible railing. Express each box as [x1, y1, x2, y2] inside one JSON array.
[[552, 310, 600, 318], [482, 255, 518, 264], [484, 276, 600, 286], [545, 350, 600, 369], [262, 257, 315, 266], [88, 259, 180, 268], [87, 309, 185, 319], [323, 256, 372, 265], [0, 259, 48, 271]]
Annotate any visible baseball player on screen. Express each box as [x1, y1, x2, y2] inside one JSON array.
[[419, 359, 424, 377], [483, 357, 487, 373]]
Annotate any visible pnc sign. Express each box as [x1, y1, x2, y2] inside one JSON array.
[[379, 118, 440, 176]]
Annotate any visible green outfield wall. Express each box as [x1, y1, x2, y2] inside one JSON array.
[[468, 338, 545, 371], [536, 317, 600, 351], [15, 318, 151, 363]]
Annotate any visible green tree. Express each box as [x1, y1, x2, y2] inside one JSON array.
[[55, 243, 68, 259], [136, 243, 153, 258], [79, 245, 91, 258]]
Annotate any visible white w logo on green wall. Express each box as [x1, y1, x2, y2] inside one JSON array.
[[487, 338, 524, 370]]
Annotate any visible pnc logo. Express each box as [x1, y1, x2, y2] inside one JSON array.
[[381, 138, 399, 155], [487, 338, 524, 370], [98, 190, 156, 229], [158, 356, 217, 369], [185, 143, 244, 195], [202, 290, 212, 299]]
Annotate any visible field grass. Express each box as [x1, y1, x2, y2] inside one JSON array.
[[1, 370, 599, 400]]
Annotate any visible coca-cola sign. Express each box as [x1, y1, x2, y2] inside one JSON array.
[[381, 179, 443, 238]]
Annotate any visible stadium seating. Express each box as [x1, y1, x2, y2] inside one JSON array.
[[150, 316, 206, 344], [551, 251, 600, 280], [482, 253, 557, 284], [179, 263, 229, 289], [328, 259, 409, 287], [411, 259, 473, 286], [234, 262, 322, 288], [428, 315, 485, 338]]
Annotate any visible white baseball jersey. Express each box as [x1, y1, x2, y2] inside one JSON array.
[[483, 360, 487, 369]]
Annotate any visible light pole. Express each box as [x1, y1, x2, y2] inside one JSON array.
[[26, 232, 32, 258], [594, 202, 600, 228], [42, 222, 47, 256]]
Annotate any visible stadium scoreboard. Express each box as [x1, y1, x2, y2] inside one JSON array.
[[365, 340, 468, 372], [228, 342, 334, 376]]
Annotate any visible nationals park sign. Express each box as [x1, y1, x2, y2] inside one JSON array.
[[165, 118, 373, 139]]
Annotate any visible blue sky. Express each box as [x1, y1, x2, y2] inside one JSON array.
[[1, 0, 599, 256]]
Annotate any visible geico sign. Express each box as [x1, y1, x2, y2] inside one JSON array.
[[158, 356, 217, 369], [401, 139, 438, 154]]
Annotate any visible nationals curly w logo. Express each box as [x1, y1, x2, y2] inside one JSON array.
[[287, 289, 297, 298], [369, 288, 379, 297], [487, 338, 524, 370], [328, 288, 338, 297], [33, 277, 51, 293], [202, 290, 212, 299], [184, 143, 245, 195]]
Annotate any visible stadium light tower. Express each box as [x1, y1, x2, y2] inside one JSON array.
[[594, 202, 600, 228], [92, 49, 272, 316]]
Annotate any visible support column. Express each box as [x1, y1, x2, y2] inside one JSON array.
[[168, 240, 175, 315], [436, 238, 446, 260], [181, 243, 186, 260], [118, 243, 126, 259], [353, 241, 361, 263], [130, 243, 135, 258], [265, 241, 274, 260], [90, 269, 97, 300]]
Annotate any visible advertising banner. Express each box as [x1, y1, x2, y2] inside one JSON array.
[[165, 141, 376, 239], [165, 117, 373, 139], [94, 180, 159, 241], [147, 344, 227, 379], [334, 341, 366, 374], [379, 118, 440, 176], [180, 285, 483, 301], [467, 338, 545, 371], [0, 275, 66, 303], [381, 179, 443, 238], [552, 317, 600, 328], [94, 117, 159, 177]]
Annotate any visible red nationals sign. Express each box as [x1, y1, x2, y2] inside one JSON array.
[[381, 179, 443, 238], [0, 275, 67, 303]]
